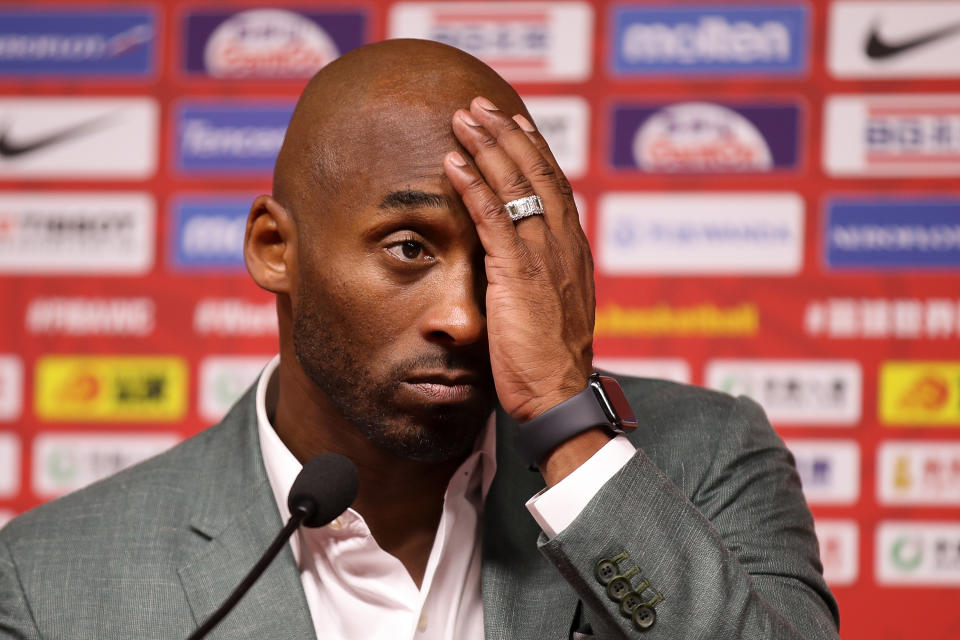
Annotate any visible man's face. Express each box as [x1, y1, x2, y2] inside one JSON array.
[[290, 108, 496, 463]]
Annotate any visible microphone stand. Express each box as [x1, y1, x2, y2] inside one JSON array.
[[185, 502, 312, 640]]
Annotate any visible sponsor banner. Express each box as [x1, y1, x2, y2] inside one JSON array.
[[611, 4, 808, 76], [199, 355, 273, 422], [879, 441, 960, 505], [170, 196, 251, 271], [598, 192, 803, 275], [174, 101, 294, 175], [0, 433, 20, 498], [34, 356, 187, 422], [0, 7, 155, 77], [784, 439, 860, 505], [193, 298, 278, 336], [389, 2, 593, 82], [592, 358, 691, 384], [829, 2, 960, 78], [26, 297, 155, 336], [182, 8, 366, 79], [31, 432, 179, 498], [0, 356, 23, 422], [611, 102, 801, 173], [877, 521, 960, 585], [805, 298, 960, 339], [880, 362, 960, 426], [524, 97, 588, 179], [0, 98, 157, 178], [824, 94, 960, 176], [825, 197, 960, 270], [0, 192, 154, 275], [595, 303, 758, 338], [705, 360, 862, 426], [815, 520, 859, 586]]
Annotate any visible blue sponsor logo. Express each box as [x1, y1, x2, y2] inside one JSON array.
[[175, 102, 294, 174], [0, 8, 155, 76], [183, 8, 366, 78], [826, 198, 960, 269], [611, 5, 808, 76], [611, 102, 801, 173], [170, 197, 252, 270]]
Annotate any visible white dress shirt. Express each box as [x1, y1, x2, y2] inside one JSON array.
[[256, 355, 634, 639]]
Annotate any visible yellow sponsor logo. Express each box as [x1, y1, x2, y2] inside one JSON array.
[[880, 362, 960, 426], [35, 356, 187, 421], [595, 303, 758, 337]]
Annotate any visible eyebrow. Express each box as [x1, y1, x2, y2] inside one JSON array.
[[378, 189, 449, 211]]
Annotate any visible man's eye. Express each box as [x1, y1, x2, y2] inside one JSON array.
[[386, 239, 432, 263]]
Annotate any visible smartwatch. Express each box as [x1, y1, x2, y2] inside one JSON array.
[[515, 373, 638, 467]]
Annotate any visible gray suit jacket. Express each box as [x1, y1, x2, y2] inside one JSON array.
[[0, 375, 839, 639]]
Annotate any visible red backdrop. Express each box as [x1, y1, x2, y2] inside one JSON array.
[[1, 1, 959, 637]]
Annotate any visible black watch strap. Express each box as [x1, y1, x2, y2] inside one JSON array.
[[515, 382, 612, 467]]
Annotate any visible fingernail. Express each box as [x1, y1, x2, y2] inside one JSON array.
[[458, 110, 480, 127], [513, 114, 536, 132], [474, 96, 498, 111], [448, 151, 468, 167]]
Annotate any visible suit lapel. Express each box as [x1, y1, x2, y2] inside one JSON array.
[[175, 386, 316, 640], [482, 406, 579, 640]]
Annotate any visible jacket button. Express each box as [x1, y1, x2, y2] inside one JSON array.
[[620, 590, 645, 615], [633, 605, 656, 631], [606, 576, 633, 601]]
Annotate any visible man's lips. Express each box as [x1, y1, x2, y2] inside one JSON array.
[[402, 371, 487, 404]]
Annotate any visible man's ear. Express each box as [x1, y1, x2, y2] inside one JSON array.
[[245, 194, 295, 294]]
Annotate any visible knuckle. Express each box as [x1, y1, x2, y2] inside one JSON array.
[[478, 198, 506, 220], [529, 159, 556, 181], [503, 172, 532, 194], [477, 134, 499, 151]]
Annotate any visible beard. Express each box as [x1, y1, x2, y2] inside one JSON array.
[[292, 292, 495, 463]]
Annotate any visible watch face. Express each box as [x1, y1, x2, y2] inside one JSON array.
[[596, 375, 638, 430]]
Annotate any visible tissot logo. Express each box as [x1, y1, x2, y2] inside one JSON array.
[[784, 439, 860, 505], [877, 522, 960, 585], [199, 356, 272, 422], [183, 8, 366, 78], [32, 433, 179, 498], [0, 98, 157, 178], [0, 432, 20, 498], [705, 360, 861, 426], [389, 2, 593, 82], [829, 3, 960, 78], [0, 192, 154, 274], [0, 355, 23, 421], [0, 8, 155, 77], [879, 441, 960, 505]]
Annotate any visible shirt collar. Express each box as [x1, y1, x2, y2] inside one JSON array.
[[255, 355, 497, 558]]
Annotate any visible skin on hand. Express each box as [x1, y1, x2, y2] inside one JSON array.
[[443, 97, 606, 484]]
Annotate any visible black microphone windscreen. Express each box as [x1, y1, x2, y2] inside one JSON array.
[[287, 453, 359, 528]]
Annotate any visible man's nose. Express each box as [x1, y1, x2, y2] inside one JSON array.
[[420, 264, 486, 347]]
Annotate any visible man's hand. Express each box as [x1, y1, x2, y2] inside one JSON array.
[[443, 96, 596, 426]]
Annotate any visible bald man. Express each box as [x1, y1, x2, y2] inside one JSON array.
[[0, 41, 839, 640]]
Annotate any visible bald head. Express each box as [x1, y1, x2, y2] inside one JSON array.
[[273, 39, 528, 219]]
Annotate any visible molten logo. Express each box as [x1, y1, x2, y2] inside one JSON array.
[[204, 9, 339, 78], [900, 374, 950, 410]]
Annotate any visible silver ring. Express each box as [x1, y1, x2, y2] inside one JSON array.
[[504, 195, 544, 223]]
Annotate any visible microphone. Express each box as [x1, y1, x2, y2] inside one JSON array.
[[186, 453, 358, 640]]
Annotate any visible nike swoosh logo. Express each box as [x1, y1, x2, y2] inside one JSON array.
[[0, 113, 115, 158], [866, 20, 960, 59]]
